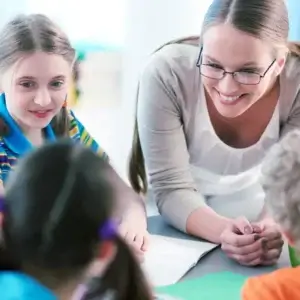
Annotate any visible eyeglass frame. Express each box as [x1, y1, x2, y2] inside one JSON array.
[[196, 47, 276, 85]]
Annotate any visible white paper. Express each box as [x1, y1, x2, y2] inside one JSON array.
[[142, 235, 217, 287]]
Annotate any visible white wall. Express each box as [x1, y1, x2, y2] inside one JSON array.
[[26, 0, 126, 46], [0, 0, 27, 29], [118, 0, 212, 180]]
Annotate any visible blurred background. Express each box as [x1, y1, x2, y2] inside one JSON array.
[[1, 0, 299, 181]]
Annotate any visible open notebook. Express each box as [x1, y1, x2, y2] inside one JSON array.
[[142, 235, 217, 287]]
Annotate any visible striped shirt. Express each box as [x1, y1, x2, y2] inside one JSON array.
[[0, 95, 108, 184]]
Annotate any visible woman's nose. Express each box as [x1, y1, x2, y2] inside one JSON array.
[[217, 73, 240, 94]]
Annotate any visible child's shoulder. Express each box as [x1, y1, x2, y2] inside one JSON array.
[[66, 109, 84, 132], [242, 267, 300, 300], [259, 266, 300, 283], [66, 109, 81, 137], [66, 109, 76, 122], [0, 271, 56, 299]]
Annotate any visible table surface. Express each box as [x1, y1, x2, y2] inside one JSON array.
[[147, 215, 290, 280]]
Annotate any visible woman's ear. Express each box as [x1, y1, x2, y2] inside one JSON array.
[[274, 57, 286, 76], [274, 50, 288, 75]]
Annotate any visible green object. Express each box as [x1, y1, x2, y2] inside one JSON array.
[[289, 245, 300, 267], [155, 272, 247, 300], [77, 51, 86, 61], [73, 42, 121, 55]]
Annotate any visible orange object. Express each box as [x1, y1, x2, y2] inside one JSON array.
[[242, 267, 300, 300], [62, 100, 67, 108]]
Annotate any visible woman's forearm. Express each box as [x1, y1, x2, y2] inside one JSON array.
[[186, 205, 232, 244]]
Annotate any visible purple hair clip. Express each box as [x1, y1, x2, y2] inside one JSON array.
[[99, 219, 117, 240]]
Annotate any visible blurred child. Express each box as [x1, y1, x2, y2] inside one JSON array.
[[242, 130, 300, 299], [0, 141, 152, 299]]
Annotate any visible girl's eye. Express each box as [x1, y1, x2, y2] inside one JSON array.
[[51, 81, 64, 88], [20, 81, 35, 88]]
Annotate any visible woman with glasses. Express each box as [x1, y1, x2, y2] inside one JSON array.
[[128, 0, 298, 267]]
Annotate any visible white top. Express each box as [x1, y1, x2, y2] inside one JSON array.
[[190, 84, 279, 196], [189, 85, 279, 221]]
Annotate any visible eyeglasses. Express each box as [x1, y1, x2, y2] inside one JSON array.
[[196, 48, 276, 85]]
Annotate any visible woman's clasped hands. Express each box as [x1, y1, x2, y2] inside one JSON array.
[[220, 217, 284, 266]]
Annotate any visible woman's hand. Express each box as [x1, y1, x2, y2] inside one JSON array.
[[252, 219, 284, 266], [220, 217, 266, 266]]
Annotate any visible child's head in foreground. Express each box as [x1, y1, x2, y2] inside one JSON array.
[[0, 140, 152, 299], [262, 129, 300, 250]]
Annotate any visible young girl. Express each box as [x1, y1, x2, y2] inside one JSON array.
[[0, 140, 153, 299], [242, 130, 300, 299], [0, 13, 148, 253]]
